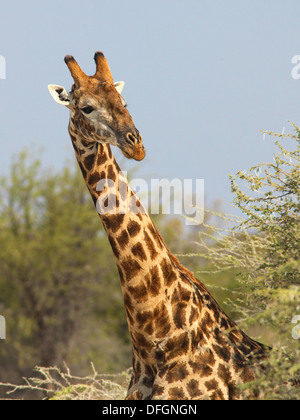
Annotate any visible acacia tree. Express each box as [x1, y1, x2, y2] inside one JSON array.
[[195, 124, 300, 399]]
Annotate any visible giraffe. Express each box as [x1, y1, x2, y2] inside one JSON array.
[[48, 52, 268, 400]]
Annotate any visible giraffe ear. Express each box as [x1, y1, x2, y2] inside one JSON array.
[[48, 84, 71, 107], [114, 81, 125, 94]]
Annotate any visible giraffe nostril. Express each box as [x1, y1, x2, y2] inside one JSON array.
[[126, 133, 137, 145]]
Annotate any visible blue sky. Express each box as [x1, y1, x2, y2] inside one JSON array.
[[0, 0, 300, 214]]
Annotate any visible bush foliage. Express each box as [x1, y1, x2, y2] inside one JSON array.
[[195, 124, 300, 399]]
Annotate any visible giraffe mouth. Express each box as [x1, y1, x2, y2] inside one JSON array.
[[122, 146, 146, 161]]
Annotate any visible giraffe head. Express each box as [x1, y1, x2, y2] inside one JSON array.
[[48, 52, 145, 161]]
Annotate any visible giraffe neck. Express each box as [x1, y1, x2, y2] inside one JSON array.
[[68, 126, 178, 337]]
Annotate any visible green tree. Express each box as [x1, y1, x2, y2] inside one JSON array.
[[0, 150, 131, 391], [194, 124, 300, 399]]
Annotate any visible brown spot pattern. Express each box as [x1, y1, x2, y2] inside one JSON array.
[[121, 256, 142, 281], [143, 231, 158, 260], [132, 242, 147, 262], [127, 220, 141, 238]]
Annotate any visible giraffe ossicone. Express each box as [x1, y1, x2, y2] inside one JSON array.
[[48, 51, 268, 400]]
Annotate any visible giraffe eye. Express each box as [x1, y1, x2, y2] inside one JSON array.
[[81, 106, 94, 115]]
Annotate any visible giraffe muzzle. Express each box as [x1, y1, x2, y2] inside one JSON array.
[[122, 132, 146, 161]]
